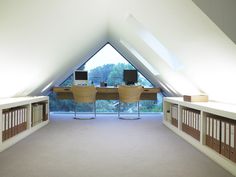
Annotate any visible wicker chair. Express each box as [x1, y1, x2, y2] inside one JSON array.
[[71, 85, 97, 120], [118, 85, 143, 120]]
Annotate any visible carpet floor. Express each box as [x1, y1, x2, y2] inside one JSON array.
[[0, 113, 234, 177]]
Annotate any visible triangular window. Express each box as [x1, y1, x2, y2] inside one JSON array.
[[49, 44, 162, 113]]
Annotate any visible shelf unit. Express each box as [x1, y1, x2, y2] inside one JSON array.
[[31, 101, 48, 127], [0, 96, 49, 152], [163, 97, 236, 176]]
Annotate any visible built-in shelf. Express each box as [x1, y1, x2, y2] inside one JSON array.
[[163, 97, 236, 176], [0, 96, 49, 152]]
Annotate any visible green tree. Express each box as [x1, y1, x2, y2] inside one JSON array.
[[138, 74, 153, 87], [89, 64, 114, 85], [108, 63, 134, 86]]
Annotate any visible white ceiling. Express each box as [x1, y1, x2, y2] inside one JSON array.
[[1, 0, 236, 104]]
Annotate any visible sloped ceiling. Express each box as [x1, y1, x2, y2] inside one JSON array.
[[0, 0, 108, 97], [193, 0, 236, 44], [1, 0, 236, 104]]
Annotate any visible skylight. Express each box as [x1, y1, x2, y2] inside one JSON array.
[[126, 15, 183, 70], [120, 39, 160, 76]]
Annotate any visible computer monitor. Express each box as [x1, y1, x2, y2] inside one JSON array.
[[73, 70, 88, 85], [123, 69, 138, 85]]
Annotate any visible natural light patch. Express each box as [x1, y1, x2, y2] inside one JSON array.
[[126, 15, 183, 70], [159, 82, 172, 94], [84, 44, 129, 70], [190, 65, 236, 104], [41, 81, 54, 93], [120, 39, 160, 76], [0, 65, 41, 98], [165, 74, 201, 95]]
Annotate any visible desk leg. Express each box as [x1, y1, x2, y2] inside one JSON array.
[[74, 101, 76, 119], [94, 102, 96, 118], [138, 101, 140, 118], [118, 101, 120, 118]]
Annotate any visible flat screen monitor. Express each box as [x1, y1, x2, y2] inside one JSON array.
[[123, 69, 138, 85], [73, 70, 88, 85]]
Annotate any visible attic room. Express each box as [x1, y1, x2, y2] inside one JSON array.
[[0, 0, 236, 176]]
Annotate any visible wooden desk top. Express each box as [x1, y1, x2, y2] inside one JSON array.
[[53, 87, 160, 100], [53, 87, 160, 93]]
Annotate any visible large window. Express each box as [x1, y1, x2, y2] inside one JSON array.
[[49, 44, 163, 113]]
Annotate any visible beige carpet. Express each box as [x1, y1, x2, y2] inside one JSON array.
[[0, 113, 234, 177]]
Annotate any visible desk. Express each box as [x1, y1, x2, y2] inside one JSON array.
[[53, 87, 160, 100]]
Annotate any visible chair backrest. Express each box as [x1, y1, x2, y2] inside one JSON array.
[[71, 85, 97, 103], [118, 85, 144, 103]]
